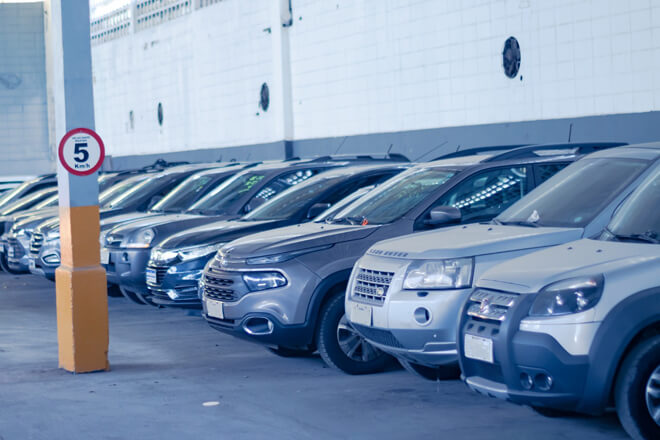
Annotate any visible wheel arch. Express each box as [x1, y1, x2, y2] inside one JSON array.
[[304, 268, 353, 346]]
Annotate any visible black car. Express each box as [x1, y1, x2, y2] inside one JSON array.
[[0, 174, 57, 211], [102, 155, 408, 304], [198, 142, 625, 374], [145, 163, 408, 307]]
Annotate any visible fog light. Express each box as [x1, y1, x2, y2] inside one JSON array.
[[413, 307, 431, 325], [535, 373, 553, 391], [43, 253, 60, 265], [520, 373, 534, 390]]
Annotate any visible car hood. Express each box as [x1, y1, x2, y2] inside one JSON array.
[[159, 219, 288, 249], [478, 239, 660, 293], [366, 223, 584, 260], [11, 209, 59, 233], [104, 213, 228, 238], [224, 222, 380, 259]]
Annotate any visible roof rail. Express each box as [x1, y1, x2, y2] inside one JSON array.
[[283, 156, 302, 162], [483, 142, 628, 162], [432, 145, 529, 161], [305, 153, 410, 163]]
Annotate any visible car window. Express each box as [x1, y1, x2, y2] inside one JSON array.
[[35, 195, 59, 209], [187, 172, 268, 214], [605, 165, 660, 243], [99, 176, 148, 208], [331, 167, 457, 225], [435, 166, 528, 223], [497, 158, 649, 228], [534, 162, 569, 185], [105, 175, 168, 209], [150, 174, 227, 213], [246, 169, 320, 211], [316, 185, 376, 222]]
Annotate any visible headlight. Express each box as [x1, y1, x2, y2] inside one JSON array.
[[245, 244, 333, 265], [242, 272, 287, 291], [125, 229, 155, 248], [403, 258, 473, 290], [46, 230, 60, 240], [151, 243, 225, 263], [529, 275, 604, 317]]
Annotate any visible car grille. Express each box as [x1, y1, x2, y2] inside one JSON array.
[[465, 289, 519, 324], [351, 323, 404, 349], [352, 268, 394, 304], [7, 238, 25, 259], [203, 270, 237, 302], [147, 264, 168, 286], [29, 232, 44, 256]]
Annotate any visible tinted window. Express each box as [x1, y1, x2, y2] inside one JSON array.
[[331, 167, 457, 225], [188, 172, 267, 214], [535, 162, 569, 185], [151, 174, 225, 213], [605, 165, 660, 243], [435, 167, 528, 223], [497, 158, 649, 228], [247, 169, 319, 209], [99, 176, 148, 208], [105, 175, 168, 209]]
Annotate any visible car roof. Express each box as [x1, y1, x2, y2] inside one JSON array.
[[305, 162, 411, 179], [586, 142, 660, 160]]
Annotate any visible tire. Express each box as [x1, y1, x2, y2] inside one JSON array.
[[317, 293, 391, 375], [107, 284, 123, 298], [615, 334, 660, 440], [119, 286, 148, 305], [398, 358, 461, 381], [267, 347, 315, 358]]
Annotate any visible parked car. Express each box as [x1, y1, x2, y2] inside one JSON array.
[[345, 142, 659, 380], [102, 155, 408, 304], [145, 163, 407, 307], [198, 143, 604, 374], [458, 160, 660, 440], [7, 163, 217, 274], [0, 174, 57, 211], [25, 163, 244, 280], [0, 176, 35, 194]]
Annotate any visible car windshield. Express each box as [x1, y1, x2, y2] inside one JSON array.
[[35, 195, 58, 209], [105, 175, 166, 209], [496, 158, 649, 228], [98, 176, 147, 208], [243, 175, 344, 221], [604, 165, 660, 244], [187, 172, 267, 215], [316, 185, 375, 222], [150, 173, 223, 213], [2, 189, 54, 214], [0, 179, 36, 208], [330, 167, 457, 225]]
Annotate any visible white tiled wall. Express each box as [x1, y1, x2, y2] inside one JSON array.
[[91, 0, 660, 157], [0, 2, 50, 175]]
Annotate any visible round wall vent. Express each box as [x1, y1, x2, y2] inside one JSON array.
[[259, 83, 269, 112], [502, 37, 521, 78]]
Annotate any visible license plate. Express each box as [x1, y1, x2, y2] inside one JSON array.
[[145, 268, 157, 285], [464, 334, 494, 363], [206, 299, 224, 319], [28, 259, 36, 271], [7, 247, 14, 258], [100, 249, 110, 265], [351, 303, 372, 326]]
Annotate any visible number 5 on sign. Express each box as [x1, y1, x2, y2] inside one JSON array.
[[58, 128, 105, 176]]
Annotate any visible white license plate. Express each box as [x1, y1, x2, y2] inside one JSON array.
[[351, 303, 372, 326], [145, 268, 157, 285], [100, 249, 110, 265], [28, 259, 36, 271], [464, 334, 494, 363], [7, 247, 14, 258], [206, 299, 224, 319]]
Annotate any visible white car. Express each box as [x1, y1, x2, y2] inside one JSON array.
[[344, 143, 660, 379], [458, 165, 660, 440]]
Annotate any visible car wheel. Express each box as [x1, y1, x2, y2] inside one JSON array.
[[119, 286, 148, 305], [267, 347, 315, 358], [615, 334, 660, 440], [317, 293, 391, 375], [107, 285, 123, 298], [398, 358, 461, 381]]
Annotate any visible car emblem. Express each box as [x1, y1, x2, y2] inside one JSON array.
[[376, 287, 385, 296], [479, 298, 491, 314]]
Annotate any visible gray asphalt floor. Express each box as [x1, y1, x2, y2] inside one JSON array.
[[0, 272, 629, 440]]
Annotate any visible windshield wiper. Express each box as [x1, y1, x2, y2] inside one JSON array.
[[328, 216, 364, 225], [610, 231, 660, 244], [498, 220, 541, 228]]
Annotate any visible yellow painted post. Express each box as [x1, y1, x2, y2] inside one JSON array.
[[45, 0, 110, 373]]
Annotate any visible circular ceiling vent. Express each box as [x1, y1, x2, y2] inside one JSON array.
[[157, 102, 163, 126], [502, 37, 521, 78], [259, 83, 270, 112]]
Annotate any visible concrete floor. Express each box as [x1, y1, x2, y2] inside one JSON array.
[[0, 272, 629, 440]]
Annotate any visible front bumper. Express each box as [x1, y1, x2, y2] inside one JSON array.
[[6, 235, 30, 272], [28, 237, 60, 280], [146, 255, 210, 308], [103, 247, 150, 293], [458, 291, 594, 413], [200, 258, 322, 348]]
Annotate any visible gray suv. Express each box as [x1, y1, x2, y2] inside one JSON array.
[[199, 143, 607, 374]]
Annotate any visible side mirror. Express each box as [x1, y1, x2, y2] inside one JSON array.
[[425, 206, 461, 226], [307, 202, 331, 219], [147, 195, 163, 210], [244, 197, 266, 213]]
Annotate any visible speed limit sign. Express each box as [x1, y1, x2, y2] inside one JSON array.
[[58, 128, 105, 176]]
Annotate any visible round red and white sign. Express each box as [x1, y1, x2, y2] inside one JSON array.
[[58, 128, 105, 176]]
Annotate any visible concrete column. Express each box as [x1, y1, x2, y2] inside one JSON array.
[[271, 0, 295, 158], [44, 0, 109, 373]]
